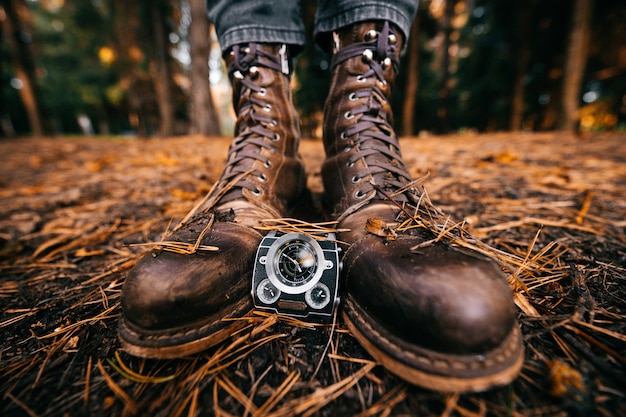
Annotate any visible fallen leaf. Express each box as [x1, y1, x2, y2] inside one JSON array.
[[365, 218, 397, 240]]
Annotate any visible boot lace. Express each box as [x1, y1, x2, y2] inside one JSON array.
[[219, 44, 286, 202], [331, 22, 412, 203]]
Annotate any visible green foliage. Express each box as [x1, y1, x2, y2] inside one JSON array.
[[27, 0, 121, 133]]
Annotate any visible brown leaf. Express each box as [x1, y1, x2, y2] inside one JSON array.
[[547, 359, 585, 397], [365, 218, 397, 240]]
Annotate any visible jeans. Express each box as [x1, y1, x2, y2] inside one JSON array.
[[206, 0, 419, 53]]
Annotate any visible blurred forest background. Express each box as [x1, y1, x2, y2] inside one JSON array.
[[1, 0, 625, 139]]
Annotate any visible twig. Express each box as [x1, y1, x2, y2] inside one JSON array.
[[570, 263, 596, 322], [575, 190, 594, 224], [6, 392, 40, 417], [310, 308, 338, 381], [84, 356, 92, 407]]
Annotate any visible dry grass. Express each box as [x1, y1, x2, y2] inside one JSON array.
[[1, 132, 625, 416]]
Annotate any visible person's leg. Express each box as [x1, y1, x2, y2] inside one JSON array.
[[314, 0, 416, 46], [316, 2, 524, 392], [208, 0, 306, 52], [118, 1, 307, 358]]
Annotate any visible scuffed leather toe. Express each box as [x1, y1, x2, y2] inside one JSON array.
[[341, 234, 524, 392], [118, 222, 260, 358], [344, 236, 515, 355]]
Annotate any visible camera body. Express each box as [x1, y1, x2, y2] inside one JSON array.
[[252, 231, 340, 319]]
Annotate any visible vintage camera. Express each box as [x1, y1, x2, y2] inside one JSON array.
[[252, 231, 341, 319]]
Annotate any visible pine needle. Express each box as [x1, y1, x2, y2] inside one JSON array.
[[97, 359, 137, 414], [105, 351, 175, 384]]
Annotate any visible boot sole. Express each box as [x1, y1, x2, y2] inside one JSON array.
[[343, 297, 524, 393], [118, 297, 253, 359]]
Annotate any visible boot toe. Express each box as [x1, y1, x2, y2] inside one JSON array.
[[345, 236, 516, 354], [342, 234, 524, 392], [119, 222, 260, 357]]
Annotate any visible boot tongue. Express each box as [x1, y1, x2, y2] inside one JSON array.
[[334, 22, 398, 51], [333, 22, 377, 51], [228, 44, 289, 78], [331, 21, 401, 71]]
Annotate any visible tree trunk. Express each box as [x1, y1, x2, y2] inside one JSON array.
[[0, 0, 44, 136], [401, 14, 420, 137], [188, 0, 220, 136], [509, 1, 534, 131], [560, 0, 593, 132], [436, 0, 455, 134], [150, 1, 175, 137]]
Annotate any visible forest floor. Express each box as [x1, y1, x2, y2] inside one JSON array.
[[0, 132, 625, 417]]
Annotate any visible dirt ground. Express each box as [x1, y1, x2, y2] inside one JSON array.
[[1, 132, 625, 416]]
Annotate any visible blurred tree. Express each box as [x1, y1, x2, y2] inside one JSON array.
[[393, 1, 438, 136], [293, 0, 329, 139], [32, 0, 120, 134], [147, 0, 176, 136], [400, 6, 421, 137], [560, 0, 593, 132], [109, 0, 154, 135], [3, 0, 623, 137], [0, 0, 44, 136], [525, 2, 564, 131], [188, 0, 220, 135], [107, 0, 186, 136], [104, 0, 152, 135], [454, 1, 517, 132], [509, 0, 535, 131], [435, 0, 455, 134], [581, 0, 626, 130]]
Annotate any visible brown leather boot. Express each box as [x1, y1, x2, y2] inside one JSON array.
[[322, 21, 523, 392], [119, 44, 307, 358]]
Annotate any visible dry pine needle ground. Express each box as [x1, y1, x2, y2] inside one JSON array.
[[0, 132, 625, 416]]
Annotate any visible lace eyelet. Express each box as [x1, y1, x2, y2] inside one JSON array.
[[388, 33, 398, 45], [344, 111, 354, 120], [364, 30, 378, 42], [264, 160, 272, 168], [348, 93, 357, 101], [263, 104, 272, 112], [272, 133, 280, 141], [379, 80, 387, 87], [356, 75, 367, 83], [258, 173, 267, 182], [362, 49, 373, 63], [346, 160, 355, 168], [354, 189, 366, 199], [270, 120, 278, 127], [352, 175, 361, 183], [382, 57, 392, 70], [343, 146, 352, 152], [249, 66, 259, 78], [340, 131, 347, 140], [258, 88, 267, 96], [251, 187, 262, 196]]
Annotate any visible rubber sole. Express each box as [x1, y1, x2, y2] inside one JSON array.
[[343, 297, 524, 393], [118, 297, 253, 359]]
